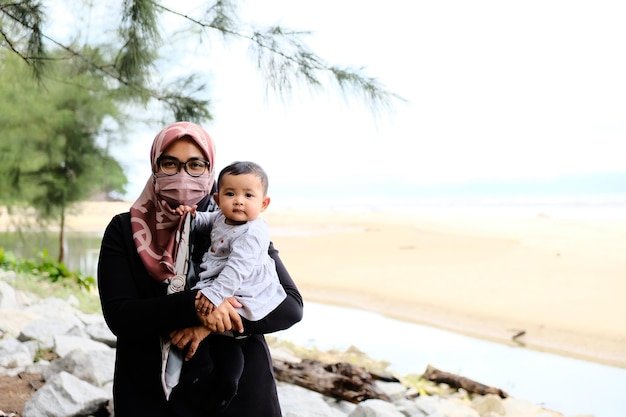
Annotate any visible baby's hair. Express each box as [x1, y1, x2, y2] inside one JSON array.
[[218, 161, 269, 195]]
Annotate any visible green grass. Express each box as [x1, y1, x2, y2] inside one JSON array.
[[1, 270, 102, 314]]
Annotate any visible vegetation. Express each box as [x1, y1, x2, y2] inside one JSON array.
[[0, 246, 95, 292]]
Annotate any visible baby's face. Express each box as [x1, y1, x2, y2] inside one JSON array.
[[216, 173, 270, 224]]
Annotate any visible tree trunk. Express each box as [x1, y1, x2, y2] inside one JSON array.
[[58, 206, 65, 263]]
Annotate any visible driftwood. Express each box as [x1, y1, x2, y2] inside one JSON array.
[[272, 358, 508, 403], [423, 365, 508, 398], [273, 358, 397, 403]]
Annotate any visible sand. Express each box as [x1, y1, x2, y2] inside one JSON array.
[[264, 206, 626, 369], [3, 201, 625, 368]]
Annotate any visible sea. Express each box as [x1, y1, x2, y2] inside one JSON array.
[[267, 172, 626, 215]]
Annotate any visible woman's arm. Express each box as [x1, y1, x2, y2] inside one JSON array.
[[242, 242, 304, 335], [97, 214, 201, 338]]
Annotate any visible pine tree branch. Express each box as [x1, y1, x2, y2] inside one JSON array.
[[0, 0, 46, 81], [156, 2, 404, 114], [1, 3, 211, 121], [117, 0, 160, 83]]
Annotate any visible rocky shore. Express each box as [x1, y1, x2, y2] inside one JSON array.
[[0, 271, 578, 417]]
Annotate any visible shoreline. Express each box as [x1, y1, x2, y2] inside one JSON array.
[[263, 206, 626, 370], [2, 201, 625, 369]]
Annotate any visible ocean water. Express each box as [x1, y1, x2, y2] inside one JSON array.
[[267, 172, 626, 218]]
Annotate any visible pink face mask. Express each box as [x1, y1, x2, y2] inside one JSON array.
[[154, 174, 210, 208]]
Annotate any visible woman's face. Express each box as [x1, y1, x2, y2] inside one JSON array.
[[153, 136, 212, 207]]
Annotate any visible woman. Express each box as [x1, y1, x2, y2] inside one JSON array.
[[97, 121, 303, 416]]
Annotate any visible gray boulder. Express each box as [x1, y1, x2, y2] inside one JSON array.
[[22, 371, 109, 417], [42, 348, 115, 387]]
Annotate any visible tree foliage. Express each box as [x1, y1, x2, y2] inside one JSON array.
[[0, 49, 127, 204], [0, 0, 402, 123], [0, 49, 127, 261]]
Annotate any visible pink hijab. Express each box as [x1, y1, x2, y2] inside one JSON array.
[[130, 122, 216, 283]]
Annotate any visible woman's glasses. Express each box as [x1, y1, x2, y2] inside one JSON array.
[[157, 157, 209, 177]]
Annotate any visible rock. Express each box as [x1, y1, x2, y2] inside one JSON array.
[[270, 344, 303, 363], [0, 280, 19, 309], [52, 334, 111, 358], [325, 397, 358, 416], [18, 318, 76, 349], [375, 380, 411, 402], [472, 394, 505, 417], [84, 322, 117, 347], [0, 337, 34, 371], [349, 399, 406, 417], [42, 349, 115, 387], [414, 395, 481, 417], [393, 398, 429, 417], [24, 298, 83, 322], [22, 371, 109, 417], [278, 383, 347, 417], [0, 309, 40, 337]]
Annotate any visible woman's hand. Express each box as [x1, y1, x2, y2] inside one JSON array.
[[169, 326, 211, 361], [169, 292, 243, 362], [196, 293, 244, 334]]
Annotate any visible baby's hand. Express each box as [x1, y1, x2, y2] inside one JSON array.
[[195, 291, 215, 316], [175, 204, 198, 217], [175, 205, 188, 216]]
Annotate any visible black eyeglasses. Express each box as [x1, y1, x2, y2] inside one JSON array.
[[157, 157, 210, 177]]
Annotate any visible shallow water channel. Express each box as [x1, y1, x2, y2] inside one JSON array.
[[274, 302, 626, 417], [2, 231, 625, 417]]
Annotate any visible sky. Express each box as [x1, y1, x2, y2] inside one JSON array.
[[49, 1, 626, 199]]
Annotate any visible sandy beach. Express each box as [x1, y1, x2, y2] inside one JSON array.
[[264, 205, 626, 370], [3, 201, 626, 369]]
